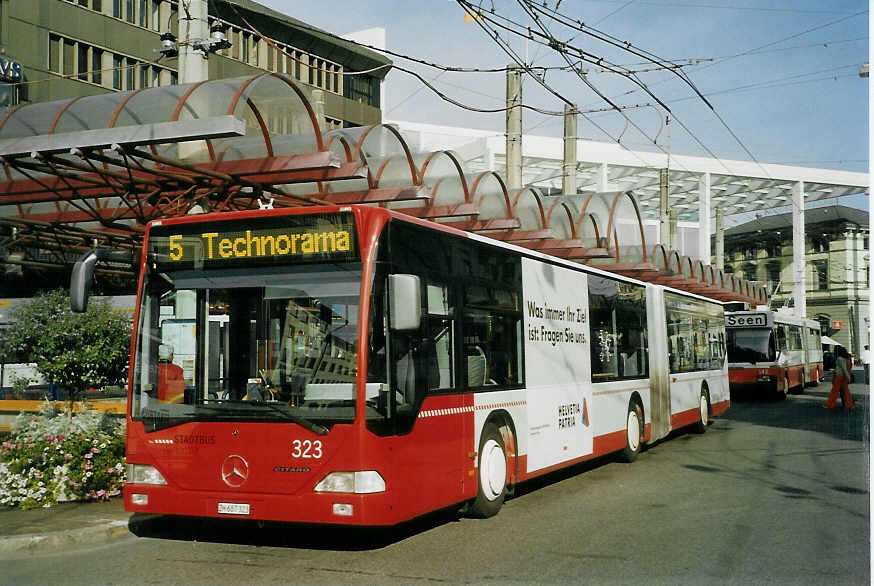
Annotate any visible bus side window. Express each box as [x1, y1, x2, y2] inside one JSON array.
[[426, 283, 454, 390]]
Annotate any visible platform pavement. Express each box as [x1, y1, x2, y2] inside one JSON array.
[[0, 379, 868, 555], [0, 497, 131, 554]]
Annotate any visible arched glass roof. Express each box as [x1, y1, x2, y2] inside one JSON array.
[[0, 78, 763, 304], [0, 73, 321, 164]]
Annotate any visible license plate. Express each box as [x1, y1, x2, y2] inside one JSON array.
[[218, 502, 250, 515]]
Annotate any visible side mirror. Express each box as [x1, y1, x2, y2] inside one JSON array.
[[70, 249, 135, 312], [388, 274, 421, 331]]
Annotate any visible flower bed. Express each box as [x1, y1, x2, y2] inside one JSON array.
[[0, 402, 125, 509]]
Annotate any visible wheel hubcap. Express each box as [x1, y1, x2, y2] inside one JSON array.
[[700, 395, 708, 425], [480, 439, 506, 501], [627, 410, 640, 452]]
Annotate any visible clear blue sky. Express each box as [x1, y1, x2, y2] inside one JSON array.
[[260, 0, 869, 178]]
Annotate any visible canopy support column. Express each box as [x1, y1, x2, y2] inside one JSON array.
[[505, 64, 523, 191], [792, 181, 806, 317], [562, 104, 577, 196], [698, 172, 711, 264], [597, 162, 609, 193], [715, 207, 724, 270]]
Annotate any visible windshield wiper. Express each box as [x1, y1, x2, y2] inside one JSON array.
[[193, 400, 329, 435], [252, 401, 329, 435]]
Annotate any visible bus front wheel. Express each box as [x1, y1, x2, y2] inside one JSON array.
[[621, 401, 644, 462], [469, 423, 508, 518], [693, 389, 710, 434]]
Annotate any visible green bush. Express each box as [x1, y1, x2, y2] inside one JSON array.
[[0, 403, 125, 509], [0, 289, 132, 410]]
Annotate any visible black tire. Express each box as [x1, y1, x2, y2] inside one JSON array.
[[469, 423, 508, 518], [776, 376, 789, 401], [621, 401, 644, 463], [693, 388, 710, 434]]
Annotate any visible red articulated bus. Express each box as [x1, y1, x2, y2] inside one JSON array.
[[725, 308, 823, 399], [71, 205, 729, 525]]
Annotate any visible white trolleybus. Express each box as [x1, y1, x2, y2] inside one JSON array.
[[72, 205, 729, 525], [725, 306, 823, 399]]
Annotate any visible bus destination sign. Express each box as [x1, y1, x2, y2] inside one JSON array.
[[148, 213, 358, 268], [725, 311, 772, 328]]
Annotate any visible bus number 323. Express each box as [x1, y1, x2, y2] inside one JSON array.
[[291, 439, 323, 459]]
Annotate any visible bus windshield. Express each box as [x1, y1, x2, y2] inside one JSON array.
[[726, 328, 775, 364], [131, 264, 362, 431]]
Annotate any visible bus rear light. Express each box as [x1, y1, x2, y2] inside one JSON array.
[[127, 464, 167, 485], [332, 503, 354, 516], [314, 471, 385, 494], [131, 493, 149, 505]]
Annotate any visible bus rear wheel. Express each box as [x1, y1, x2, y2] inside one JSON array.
[[621, 401, 644, 462], [693, 389, 710, 434], [469, 423, 508, 518]]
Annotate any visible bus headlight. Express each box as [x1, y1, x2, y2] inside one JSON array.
[[126, 464, 167, 485], [314, 471, 385, 494]]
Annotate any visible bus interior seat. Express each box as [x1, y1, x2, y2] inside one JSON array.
[[467, 345, 487, 387]]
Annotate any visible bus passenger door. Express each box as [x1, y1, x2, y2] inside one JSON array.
[[646, 285, 671, 441]]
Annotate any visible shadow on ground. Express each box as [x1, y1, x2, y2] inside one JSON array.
[[128, 506, 464, 551], [724, 382, 868, 442]]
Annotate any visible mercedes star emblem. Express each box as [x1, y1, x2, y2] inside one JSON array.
[[221, 455, 249, 488]]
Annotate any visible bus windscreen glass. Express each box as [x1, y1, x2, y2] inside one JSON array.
[[726, 328, 776, 364], [133, 213, 362, 431]]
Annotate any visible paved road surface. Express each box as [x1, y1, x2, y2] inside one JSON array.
[[2, 384, 868, 585]]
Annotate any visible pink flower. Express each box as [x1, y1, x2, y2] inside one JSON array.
[[97, 490, 105, 497], [64, 453, 73, 460]]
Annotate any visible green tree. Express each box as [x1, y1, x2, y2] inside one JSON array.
[[1, 290, 132, 410]]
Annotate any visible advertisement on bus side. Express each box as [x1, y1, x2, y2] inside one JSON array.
[[521, 258, 593, 472]]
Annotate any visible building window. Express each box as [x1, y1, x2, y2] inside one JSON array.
[[126, 59, 137, 90], [112, 55, 122, 89], [742, 263, 756, 282], [767, 242, 782, 257], [91, 48, 103, 85], [813, 260, 828, 291], [810, 235, 829, 253], [49, 32, 174, 90], [125, 0, 135, 23], [0, 85, 16, 107], [77, 44, 89, 81], [63, 39, 75, 76], [113, 0, 122, 18], [766, 261, 780, 290], [241, 32, 249, 63], [151, 0, 161, 29], [345, 74, 379, 107], [49, 34, 61, 73]]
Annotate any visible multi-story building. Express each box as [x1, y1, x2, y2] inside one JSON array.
[[720, 205, 869, 355], [0, 0, 389, 128]]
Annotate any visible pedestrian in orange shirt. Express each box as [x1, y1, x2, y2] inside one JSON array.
[[158, 344, 185, 403], [824, 345, 854, 410]]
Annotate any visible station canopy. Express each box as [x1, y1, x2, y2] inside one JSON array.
[[0, 73, 767, 304]]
